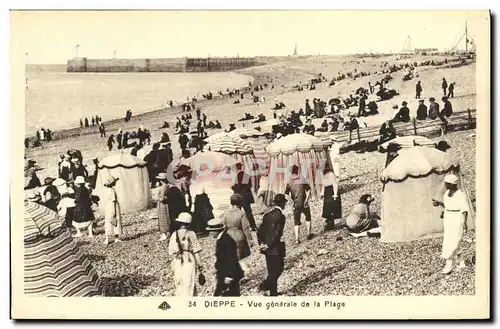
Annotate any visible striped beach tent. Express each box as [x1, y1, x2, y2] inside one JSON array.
[[265, 133, 332, 205], [24, 201, 102, 297], [208, 135, 260, 192], [229, 127, 271, 170], [181, 151, 239, 220]]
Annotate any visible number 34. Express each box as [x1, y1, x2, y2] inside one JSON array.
[[188, 301, 197, 307]]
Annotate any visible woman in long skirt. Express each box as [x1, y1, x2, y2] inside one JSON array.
[[321, 166, 342, 231], [72, 176, 95, 237], [191, 181, 214, 235], [103, 176, 122, 245], [433, 174, 469, 274], [168, 212, 203, 296], [223, 193, 255, 274], [157, 173, 170, 242]]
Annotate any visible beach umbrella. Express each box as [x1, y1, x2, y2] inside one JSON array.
[[208, 135, 253, 155], [181, 151, 238, 172], [264, 133, 332, 205], [204, 132, 229, 144], [379, 135, 435, 151], [24, 201, 102, 297], [266, 133, 326, 156], [207, 135, 261, 192]]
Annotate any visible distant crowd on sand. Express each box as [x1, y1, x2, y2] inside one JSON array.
[[24, 55, 471, 297]]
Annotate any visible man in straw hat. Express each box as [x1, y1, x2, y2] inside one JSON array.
[[103, 176, 122, 245], [207, 217, 244, 297], [432, 173, 469, 274], [257, 194, 287, 296]]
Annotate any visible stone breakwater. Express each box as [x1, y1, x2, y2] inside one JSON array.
[[67, 57, 260, 73]]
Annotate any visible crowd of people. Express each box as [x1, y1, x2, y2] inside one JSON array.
[[24, 55, 472, 297]]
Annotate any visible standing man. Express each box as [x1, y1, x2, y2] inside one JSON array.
[[285, 165, 312, 244], [357, 93, 366, 117], [99, 123, 106, 137], [257, 194, 287, 297], [415, 81, 423, 99], [231, 164, 257, 231], [116, 129, 123, 149], [447, 82, 455, 98], [441, 78, 448, 97], [202, 113, 208, 128], [196, 108, 201, 121], [179, 133, 189, 151], [207, 218, 244, 297]]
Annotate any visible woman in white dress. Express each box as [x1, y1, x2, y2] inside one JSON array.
[[168, 212, 203, 296], [433, 174, 469, 274], [103, 176, 122, 245]]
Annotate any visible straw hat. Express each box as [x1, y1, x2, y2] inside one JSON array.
[[206, 218, 225, 231], [53, 178, 66, 187], [28, 191, 41, 201], [444, 174, 459, 185], [74, 176, 85, 185], [104, 176, 119, 187], [44, 177, 55, 185], [429, 97, 435, 102], [71, 158, 80, 163], [156, 173, 168, 181], [175, 212, 192, 224]]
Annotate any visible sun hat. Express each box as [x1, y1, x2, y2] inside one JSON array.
[[176, 212, 192, 224], [53, 178, 66, 187], [402, 101, 408, 106], [74, 176, 85, 185], [104, 176, 119, 186], [429, 97, 435, 102], [436, 140, 451, 150], [71, 158, 80, 163], [44, 177, 55, 185], [28, 191, 41, 201], [156, 172, 168, 181], [206, 217, 225, 231], [444, 173, 459, 185]]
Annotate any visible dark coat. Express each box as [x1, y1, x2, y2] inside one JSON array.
[[214, 231, 244, 281], [416, 104, 428, 120], [257, 207, 286, 256]]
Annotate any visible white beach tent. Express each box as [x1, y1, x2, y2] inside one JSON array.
[[94, 153, 152, 215], [380, 146, 475, 243]]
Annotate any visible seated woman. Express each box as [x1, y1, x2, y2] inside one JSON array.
[[215, 120, 222, 129], [161, 121, 169, 129], [345, 194, 380, 235], [207, 120, 216, 129]]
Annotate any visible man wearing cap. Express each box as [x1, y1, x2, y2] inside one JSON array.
[[428, 97, 440, 120], [416, 99, 428, 121], [257, 194, 287, 296], [432, 174, 469, 274], [207, 218, 244, 297], [393, 101, 410, 123]]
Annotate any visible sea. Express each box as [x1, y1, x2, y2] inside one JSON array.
[[24, 65, 252, 136]]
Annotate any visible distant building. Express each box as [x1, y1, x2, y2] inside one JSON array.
[[414, 48, 439, 55]]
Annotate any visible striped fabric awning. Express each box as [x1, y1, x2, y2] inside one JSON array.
[[181, 151, 238, 172], [266, 133, 326, 156], [24, 202, 102, 297], [208, 135, 253, 155]]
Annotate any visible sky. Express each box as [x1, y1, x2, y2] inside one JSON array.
[[11, 10, 487, 64]]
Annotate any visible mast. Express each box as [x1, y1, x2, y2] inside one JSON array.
[[465, 21, 468, 54]]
